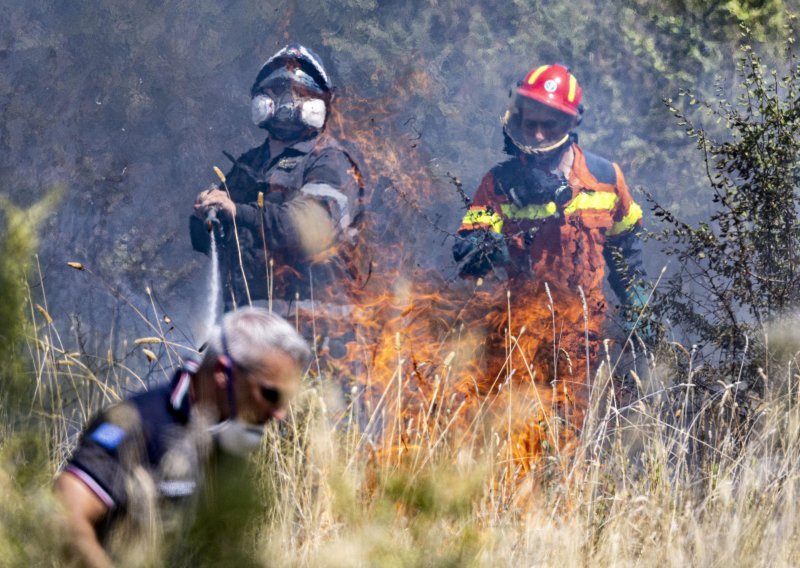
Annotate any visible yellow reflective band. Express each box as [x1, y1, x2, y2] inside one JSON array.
[[568, 75, 577, 102], [608, 202, 643, 236], [563, 191, 618, 215], [500, 201, 558, 221], [461, 208, 504, 233], [527, 65, 549, 85]]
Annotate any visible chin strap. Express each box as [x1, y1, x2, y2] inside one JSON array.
[[527, 134, 571, 155]]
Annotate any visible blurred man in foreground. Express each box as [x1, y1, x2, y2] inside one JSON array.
[[54, 307, 310, 567]]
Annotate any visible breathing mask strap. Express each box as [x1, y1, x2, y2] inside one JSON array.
[[220, 327, 237, 418]]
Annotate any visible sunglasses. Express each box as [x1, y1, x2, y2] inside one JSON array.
[[259, 384, 284, 406]]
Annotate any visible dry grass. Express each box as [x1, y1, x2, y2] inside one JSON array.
[[251, 330, 800, 567], [4, 268, 800, 566]]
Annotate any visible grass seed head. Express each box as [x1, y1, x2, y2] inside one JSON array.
[[34, 304, 53, 325], [213, 166, 226, 183]]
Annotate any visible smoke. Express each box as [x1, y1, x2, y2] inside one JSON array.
[[0, 0, 775, 379]]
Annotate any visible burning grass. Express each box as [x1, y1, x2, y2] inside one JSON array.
[[6, 268, 800, 565]]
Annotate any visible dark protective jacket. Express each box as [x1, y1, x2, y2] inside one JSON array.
[[190, 133, 365, 309], [63, 362, 199, 541], [458, 142, 644, 320]]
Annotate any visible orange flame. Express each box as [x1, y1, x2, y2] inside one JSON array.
[[297, 65, 604, 495]]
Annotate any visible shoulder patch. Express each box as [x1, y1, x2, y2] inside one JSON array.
[[582, 151, 617, 185], [277, 157, 299, 171], [90, 422, 126, 450]]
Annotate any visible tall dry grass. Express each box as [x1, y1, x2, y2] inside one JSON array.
[[250, 324, 800, 567], [5, 250, 800, 566]]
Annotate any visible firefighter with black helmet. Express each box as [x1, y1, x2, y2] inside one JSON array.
[[454, 63, 647, 338], [190, 43, 365, 315]]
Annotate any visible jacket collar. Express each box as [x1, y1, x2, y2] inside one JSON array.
[[168, 358, 199, 423], [261, 134, 318, 162]]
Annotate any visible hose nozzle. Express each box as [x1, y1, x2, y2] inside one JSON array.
[[205, 208, 223, 238]]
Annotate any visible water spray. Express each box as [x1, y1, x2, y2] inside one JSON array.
[[204, 226, 220, 341]]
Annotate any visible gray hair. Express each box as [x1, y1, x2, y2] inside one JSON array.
[[203, 307, 311, 372]]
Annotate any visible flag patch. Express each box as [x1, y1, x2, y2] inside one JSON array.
[[90, 422, 126, 450]]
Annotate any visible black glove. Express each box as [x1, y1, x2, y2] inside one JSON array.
[[509, 169, 571, 208], [619, 283, 662, 346], [453, 231, 510, 278]]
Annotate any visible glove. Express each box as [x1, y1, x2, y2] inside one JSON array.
[[453, 231, 510, 278], [509, 169, 571, 208], [620, 284, 659, 345]]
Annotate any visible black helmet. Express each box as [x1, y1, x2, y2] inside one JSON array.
[[251, 43, 332, 97]]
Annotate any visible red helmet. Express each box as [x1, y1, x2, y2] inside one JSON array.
[[517, 64, 582, 117]]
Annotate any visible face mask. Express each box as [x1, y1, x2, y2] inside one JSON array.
[[208, 418, 266, 457], [251, 95, 275, 128], [265, 97, 327, 139], [299, 98, 326, 129], [210, 334, 268, 457], [252, 78, 327, 137]]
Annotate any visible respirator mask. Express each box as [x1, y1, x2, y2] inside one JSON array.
[[251, 66, 327, 140], [208, 418, 265, 457]]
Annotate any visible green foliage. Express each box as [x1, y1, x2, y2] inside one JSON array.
[[0, 189, 61, 425], [0, 190, 64, 566], [652, 35, 800, 367], [166, 456, 264, 568]]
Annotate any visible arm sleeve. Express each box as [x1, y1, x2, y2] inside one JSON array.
[[65, 405, 145, 512], [457, 171, 505, 235], [66, 418, 127, 510], [234, 148, 362, 257], [190, 215, 211, 254], [604, 164, 646, 305]]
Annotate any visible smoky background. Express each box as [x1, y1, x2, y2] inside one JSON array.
[[1, 0, 788, 385]]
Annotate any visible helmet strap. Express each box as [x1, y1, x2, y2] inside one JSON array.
[[220, 327, 237, 418], [530, 134, 570, 154], [506, 128, 572, 158]]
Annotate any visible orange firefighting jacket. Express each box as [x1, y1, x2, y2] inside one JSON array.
[[458, 143, 643, 318]]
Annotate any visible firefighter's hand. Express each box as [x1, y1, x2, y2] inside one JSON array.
[[620, 284, 659, 345], [194, 188, 236, 220], [453, 231, 510, 278]]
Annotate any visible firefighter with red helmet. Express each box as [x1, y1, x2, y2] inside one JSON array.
[[454, 64, 646, 337]]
